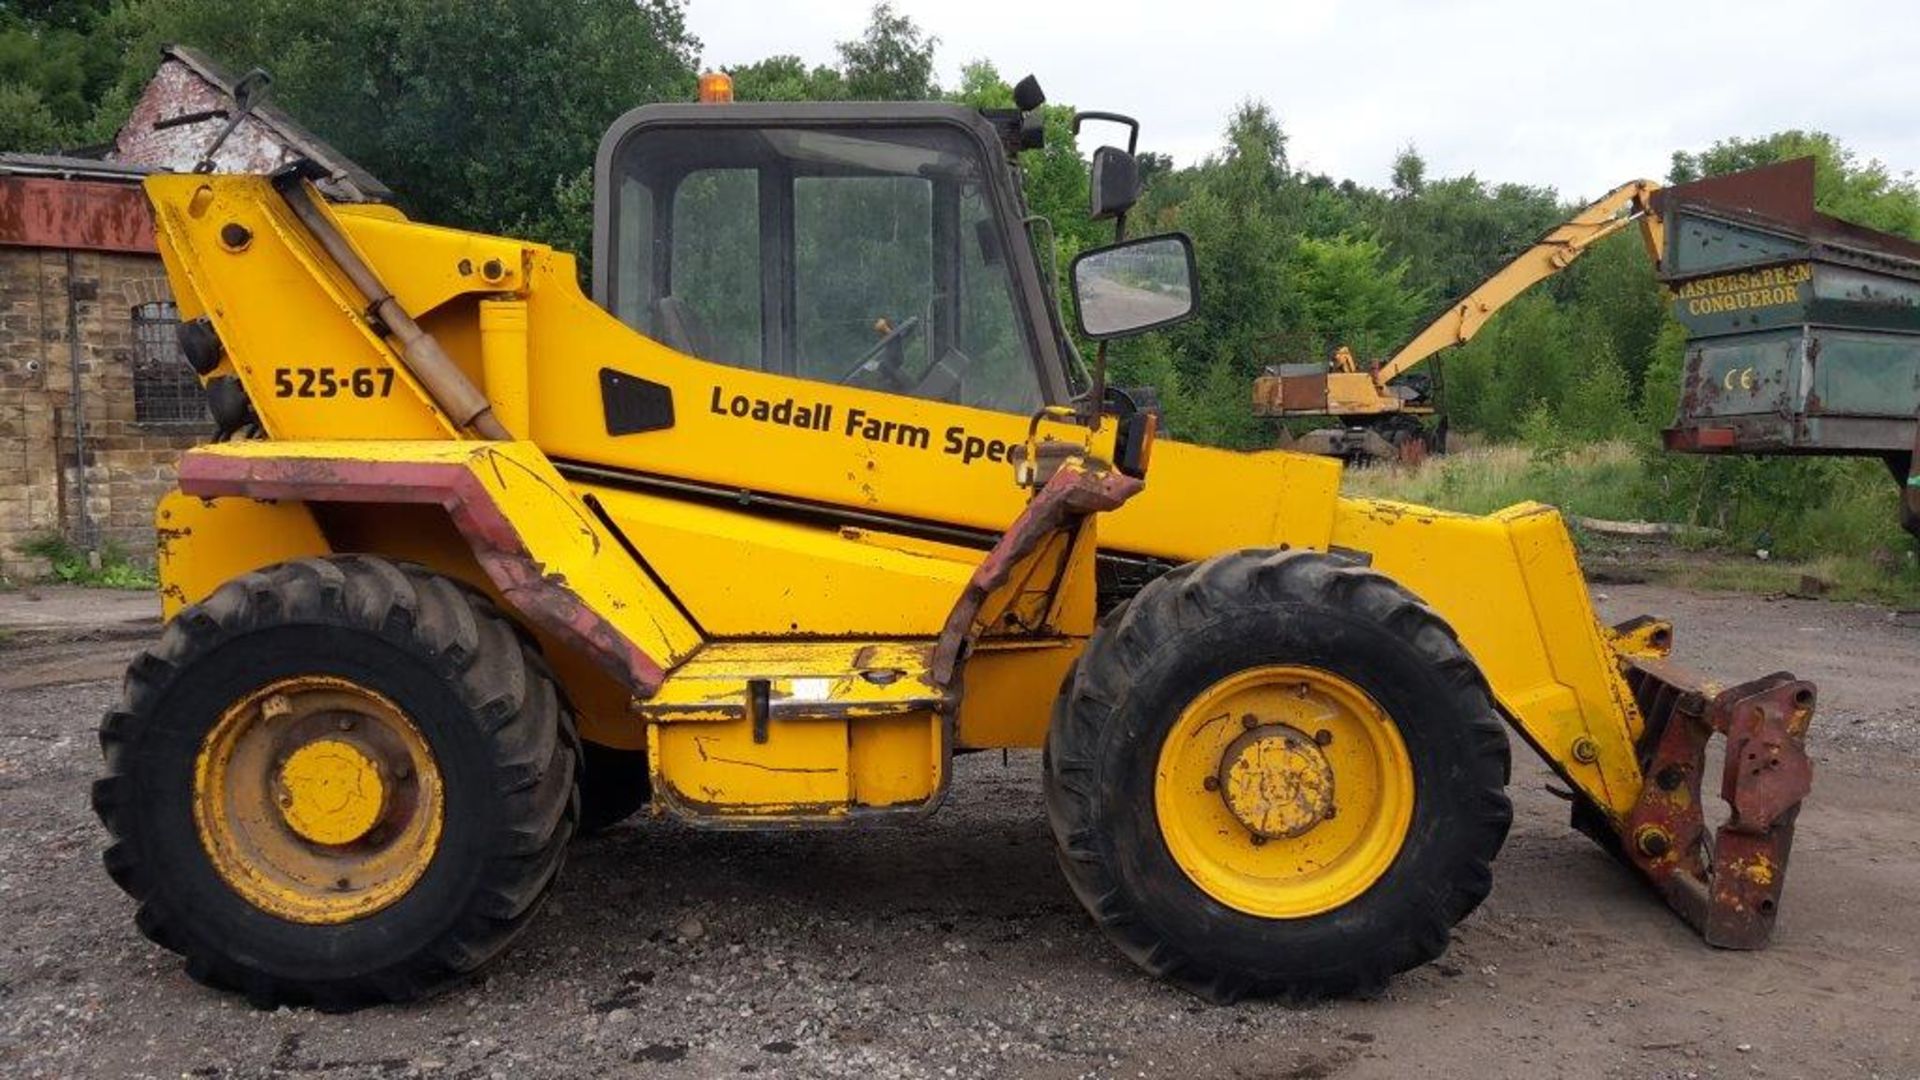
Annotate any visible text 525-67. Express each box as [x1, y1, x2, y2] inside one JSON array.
[[272, 367, 396, 399]]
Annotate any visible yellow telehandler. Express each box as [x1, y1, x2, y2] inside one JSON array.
[[94, 73, 1814, 1009]]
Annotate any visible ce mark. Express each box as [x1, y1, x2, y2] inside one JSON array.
[[1722, 366, 1757, 392]]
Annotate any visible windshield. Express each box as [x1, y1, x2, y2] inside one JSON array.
[[604, 123, 1045, 413]]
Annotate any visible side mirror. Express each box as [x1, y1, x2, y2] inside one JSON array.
[[1088, 146, 1140, 221], [1070, 233, 1198, 340]]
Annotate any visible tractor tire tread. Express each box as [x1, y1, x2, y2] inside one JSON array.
[[1044, 548, 1511, 1002], [92, 555, 577, 1008]]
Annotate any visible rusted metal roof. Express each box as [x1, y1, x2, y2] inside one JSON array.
[[1654, 157, 1920, 269], [0, 170, 156, 254], [0, 153, 154, 184]]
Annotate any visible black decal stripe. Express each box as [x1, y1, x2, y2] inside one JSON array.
[[551, 457, 1197, 596], [552, 457, 1000, 551]]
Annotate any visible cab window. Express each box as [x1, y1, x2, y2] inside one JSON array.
[[607, 124, 1043, 413]]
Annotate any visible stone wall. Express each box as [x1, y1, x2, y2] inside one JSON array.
[[0, 246, 209, 580]]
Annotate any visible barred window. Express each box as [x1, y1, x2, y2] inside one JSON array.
[[131, 301, 208, 425]]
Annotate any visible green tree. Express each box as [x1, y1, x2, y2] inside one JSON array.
[[1559, 230, 1666, 402], [950, 59, 1011, 108], [1288, 233, 1424, 361], [1378, 152, 1562, 312], [1166, 101, 1297, 389], [837, 3, 936, 101], [729, 54, 845, 102], [1670, 130, 1920, 240], [116, 0, 700, 246], [0, 0, 126, 149]]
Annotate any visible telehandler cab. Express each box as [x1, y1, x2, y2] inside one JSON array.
[[95, 72, 1816, 1008]]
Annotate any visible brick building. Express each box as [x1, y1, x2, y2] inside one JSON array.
[[0, 46, 386, 580]]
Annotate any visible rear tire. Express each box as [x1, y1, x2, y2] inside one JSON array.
[[93, 556, 579, 1008], [1044, 550, 1511, 1002]]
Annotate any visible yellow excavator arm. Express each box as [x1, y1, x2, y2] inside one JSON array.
[[1373, 178, 1666, 385], [1253, 179, 1667, 455]]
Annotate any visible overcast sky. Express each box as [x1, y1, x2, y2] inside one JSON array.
[[684, 0, 1916, 200]]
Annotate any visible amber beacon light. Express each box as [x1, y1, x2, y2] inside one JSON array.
[[697, 71, 734, 103]]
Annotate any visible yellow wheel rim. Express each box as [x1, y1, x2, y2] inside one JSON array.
[[193, 676, 444, 924], [1153, 665, 1414, 918]]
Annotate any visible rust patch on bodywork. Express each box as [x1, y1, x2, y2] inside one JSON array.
[[930, 464, 1143, 688], [177, 451, 667, 694]]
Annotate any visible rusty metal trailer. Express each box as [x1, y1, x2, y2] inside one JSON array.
[[1658, 158, 1920, 538]]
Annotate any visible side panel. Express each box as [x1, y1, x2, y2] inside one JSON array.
[[586, 484, 976, 636], [1331, 498, 1644, 815], [155, 492, 331, 617], [174, 440, 704, 694], [154, 488, 644, 752], [953, 641, 1078, 748]]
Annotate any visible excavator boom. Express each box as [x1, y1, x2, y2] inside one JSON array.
[[1376, 178, 1665, 384], [1254, 178, 1666, 459]]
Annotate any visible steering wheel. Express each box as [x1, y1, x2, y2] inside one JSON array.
[[836, 316, 923, 388]]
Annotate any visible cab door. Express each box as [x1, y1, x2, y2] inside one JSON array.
[[525, 106, 1079, 539]]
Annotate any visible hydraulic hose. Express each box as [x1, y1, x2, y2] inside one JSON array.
[[273, 172, 511, 440]]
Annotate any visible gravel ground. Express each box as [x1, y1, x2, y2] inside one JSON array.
[[2, 583, 1916, 1080]]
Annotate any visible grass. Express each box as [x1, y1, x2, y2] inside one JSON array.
[[15, 533, 158, 591], [1345, 440, 1646, 520], [1347, 441, 1920, 609]]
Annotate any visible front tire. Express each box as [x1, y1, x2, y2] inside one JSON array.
[[1044, 550, 1510, 1002], [93, 556, 578, 1008]]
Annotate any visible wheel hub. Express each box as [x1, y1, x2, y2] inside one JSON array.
[[1218, 725, 1335, 839], [194, 676, 443, 924], [277, 738, 388, 845], [1153, 665, 1414, 918]]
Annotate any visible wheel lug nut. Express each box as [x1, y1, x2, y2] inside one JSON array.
[[1249, 834, 1267, 846], [1202, 775, 1220, 792], [1314, 729, 1333, 747], [334, 877, 351, 891], [337, 716, 355, 732], [1240, 714, 1259, 730]]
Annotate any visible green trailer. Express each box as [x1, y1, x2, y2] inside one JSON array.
[[1658, 158, 1920, 538]]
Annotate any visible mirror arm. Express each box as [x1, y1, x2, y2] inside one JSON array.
[[1087, 340, 1110, 432], [1072, 111, 1140, 156], [1083, 216, 1127, 430]]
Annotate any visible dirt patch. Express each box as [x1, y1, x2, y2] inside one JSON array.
[[2, 584, 1915, 1079]]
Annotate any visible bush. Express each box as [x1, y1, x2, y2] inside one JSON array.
[[15, 533, 157, 590]]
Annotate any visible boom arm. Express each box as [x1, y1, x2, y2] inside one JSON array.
[[1373, 179, 1665, 385]]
